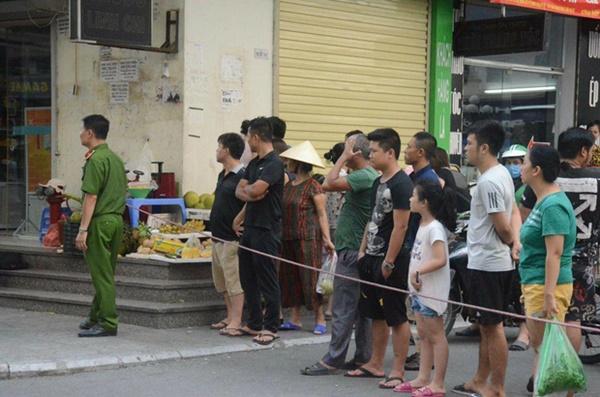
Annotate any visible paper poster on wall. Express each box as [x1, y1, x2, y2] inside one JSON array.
[[157, 80, 181, 103], [119, 60, 139, 82], [24, 108, 52, 192], [192, 43, 204, 69], [110, 82, 129, 104], [221, 55, 243, 82], [100, 61, 119, 82], [221, 89, 242, 109]]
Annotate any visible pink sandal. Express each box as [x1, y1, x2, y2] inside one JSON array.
[[394, 382, 419, 393], [411, 387, 446, 397]]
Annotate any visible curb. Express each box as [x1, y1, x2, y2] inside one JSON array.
[[0, 334, 330, 380]]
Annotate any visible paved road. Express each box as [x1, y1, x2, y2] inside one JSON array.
[[3, 335, 600, 397]]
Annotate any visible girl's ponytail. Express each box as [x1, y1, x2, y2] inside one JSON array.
[[414, 180, 457, 232]]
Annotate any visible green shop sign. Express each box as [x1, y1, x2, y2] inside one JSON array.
[[428, 0, 453, 151]]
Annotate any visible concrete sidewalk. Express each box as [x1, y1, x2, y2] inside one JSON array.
[[0, 307, 334, 379]]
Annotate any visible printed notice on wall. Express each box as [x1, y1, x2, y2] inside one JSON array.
[[99, 46, 112, 61], [221, 89, 242, 109], [221, 55, 243, 82], [254, 48, 269, 60], [110, 82, 129, 104], [100, 61, 119, 82], [119, 60, 139, 82]]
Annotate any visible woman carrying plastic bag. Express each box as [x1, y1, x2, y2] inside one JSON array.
[[519, 146, 586, 396], [535, 321, 587, 396]]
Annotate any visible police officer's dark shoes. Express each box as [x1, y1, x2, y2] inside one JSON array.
[[79, 318, 96, 330], [78, 324, 117, 337]]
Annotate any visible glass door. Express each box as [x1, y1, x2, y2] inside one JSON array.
[[0, 26, 51, 230]]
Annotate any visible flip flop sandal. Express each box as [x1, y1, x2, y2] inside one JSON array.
[[394, 382, 420, 393], [210, 320, 229, 330], [344, 366, 385, 378], [379, 376, 404, 389], [451, 384, 481, 397], [313, 324, 327, 335], [253, 332, 280, 346], [279, 321, 302, 331], [341, 360, 365, 370], [300, 362, 337, 376], [509, 340, 530, 351], [220, 327, 244, 337], [411, 387, 446, 397]]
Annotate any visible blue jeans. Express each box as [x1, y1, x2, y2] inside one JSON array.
[[411, 295, 438, 318]]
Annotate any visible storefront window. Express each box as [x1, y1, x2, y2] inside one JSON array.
[[0, 26, 51, 230], [463, 64, 559, 148]]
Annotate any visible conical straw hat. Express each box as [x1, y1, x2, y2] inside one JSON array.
[[280, 141, 325, 168]]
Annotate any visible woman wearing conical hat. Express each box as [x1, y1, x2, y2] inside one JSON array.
[[278, 141, 335, 335]]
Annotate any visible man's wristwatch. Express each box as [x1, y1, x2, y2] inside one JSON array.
[[382, 260, 395, 271], [79, 228, 88, 233]]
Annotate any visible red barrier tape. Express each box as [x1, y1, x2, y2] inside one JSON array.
[[129, 204, 600, 334]]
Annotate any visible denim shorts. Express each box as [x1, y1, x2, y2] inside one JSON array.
[[411, 295, 438, 318]]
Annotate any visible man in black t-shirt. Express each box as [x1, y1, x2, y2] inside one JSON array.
[[209, 133, 246, 336], [521, 128, 600, 353], [346, 129, 413, 390], [235, 117, 285, 346]]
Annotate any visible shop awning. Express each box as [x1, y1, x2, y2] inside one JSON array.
[[490, 0, 600, 20]]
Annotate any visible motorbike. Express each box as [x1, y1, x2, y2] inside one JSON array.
[[579, 281, 600, 364], [443, 212, 470, 335]]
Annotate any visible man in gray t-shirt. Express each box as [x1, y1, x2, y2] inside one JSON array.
[[468, 164, 516, 272], [453, 122, 521, 397]]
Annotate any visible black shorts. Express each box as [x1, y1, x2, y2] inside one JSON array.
[[566, 262, 596, 323], [468, 268, 514, 326], [358, 254, 409, 327]]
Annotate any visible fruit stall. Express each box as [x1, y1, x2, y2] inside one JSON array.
[[41, 180, 216, 265], [116, 188, 215, 263]]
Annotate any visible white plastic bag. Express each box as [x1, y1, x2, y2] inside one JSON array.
[[125, 141, 154, 183], [316, 251, 337, 295], [181, 236, 202, 259]]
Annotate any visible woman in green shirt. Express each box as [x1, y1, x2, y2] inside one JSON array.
[[519, 145, 576, 394]]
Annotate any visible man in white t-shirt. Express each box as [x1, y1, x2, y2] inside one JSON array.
[[453, 122, 521, 397]]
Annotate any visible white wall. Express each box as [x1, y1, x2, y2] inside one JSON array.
[[53, 0, 274, 197], [182, 0, 274, 194], [54, 0, 185, 195]]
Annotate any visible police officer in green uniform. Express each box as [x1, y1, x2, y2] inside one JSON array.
[[76, 114, 127, 337]]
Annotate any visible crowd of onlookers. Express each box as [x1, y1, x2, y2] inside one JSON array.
[[207, 116, 600, 397]]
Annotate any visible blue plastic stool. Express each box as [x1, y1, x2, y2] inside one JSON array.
[[39, 207, 73, 242], [127, 198, 187, 227]]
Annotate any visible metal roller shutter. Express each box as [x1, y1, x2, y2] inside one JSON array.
[[276, 0, 429, 156]]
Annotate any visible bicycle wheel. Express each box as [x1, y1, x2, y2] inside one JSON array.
[[443, 270, 461, 336]]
